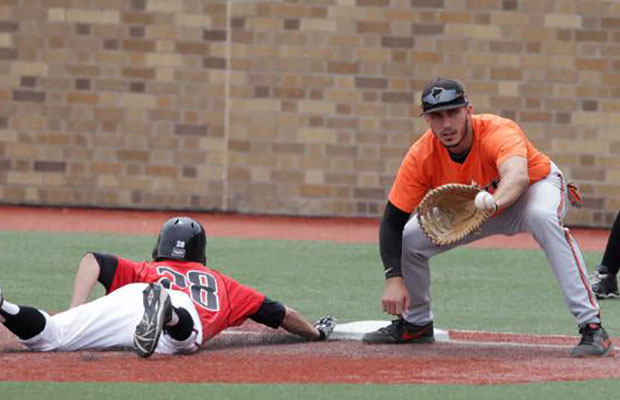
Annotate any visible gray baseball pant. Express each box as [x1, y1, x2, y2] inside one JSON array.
[[401, 163, 600, 327]]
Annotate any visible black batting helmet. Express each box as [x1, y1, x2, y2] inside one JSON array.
[[152, 217, 206, 264]]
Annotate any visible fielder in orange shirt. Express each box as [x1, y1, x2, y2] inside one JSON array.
[[362, 78, 612, 357]]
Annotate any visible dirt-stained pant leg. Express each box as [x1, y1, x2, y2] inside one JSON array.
[[21, 283, 203, 353], [401, 163, 600, 326]]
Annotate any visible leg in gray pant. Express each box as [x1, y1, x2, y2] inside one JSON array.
[[401, 164, 600, 327]]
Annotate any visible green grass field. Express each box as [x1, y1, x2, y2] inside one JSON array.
[[1, 230, 619, 398]]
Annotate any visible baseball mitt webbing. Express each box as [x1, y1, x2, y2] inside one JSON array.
[[417, 183, 493, 246]]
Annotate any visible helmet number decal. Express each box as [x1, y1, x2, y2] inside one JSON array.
[[156, 266, 219, 312]]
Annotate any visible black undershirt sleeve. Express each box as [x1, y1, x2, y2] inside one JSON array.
[[90, 252, 118, 291], [379, 201, 412, 279], [249, 297, 286, 328], [602, 210, 620, 275]]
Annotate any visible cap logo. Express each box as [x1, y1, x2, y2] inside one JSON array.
[[423, 88, 461, 105], [431, 87, 444, 99]]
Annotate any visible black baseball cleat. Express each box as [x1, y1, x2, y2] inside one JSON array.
[[362, 318, 435, 344], [570, 323, 614, 357], [134, 283, 172, 358], [591, 265, 619, 299]]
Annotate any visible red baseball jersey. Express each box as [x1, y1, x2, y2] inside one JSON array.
[[107, 257, 265, 343]]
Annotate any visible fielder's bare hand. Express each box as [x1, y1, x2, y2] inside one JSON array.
[[381, 277, 410, 316]]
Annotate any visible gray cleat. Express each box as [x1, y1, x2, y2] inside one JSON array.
[[570, 323, 614, 357], [363, 318, 435, 344]]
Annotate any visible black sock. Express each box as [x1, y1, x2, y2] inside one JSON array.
[[0, 306, 47, 340], [602, 210, 620, 275], [165, 307, 194, 341]]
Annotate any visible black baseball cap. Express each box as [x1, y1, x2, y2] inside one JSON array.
[[420, 78, 468, 115]]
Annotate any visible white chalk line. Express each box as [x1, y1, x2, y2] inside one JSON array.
[[221, 329, 578, 350]]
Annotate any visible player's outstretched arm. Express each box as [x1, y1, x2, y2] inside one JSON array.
[[493, 155, 529, 210], [69, 253, 101, 308], [280, 306, 335, 341]]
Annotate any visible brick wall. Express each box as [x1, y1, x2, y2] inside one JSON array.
[[1, 0, 619, 226]]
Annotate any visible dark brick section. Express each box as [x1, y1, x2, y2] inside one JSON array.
[[412, 24, 444, 35], [122, 39, 155, 52], [357, 0, 389, 6], [75, 78, 91, 90], [582, 100, 598, 111], [490, 41, 522, 53], [572, 169, 606, 181], [130, 0, 146, 10], [602, 18, 620, 29], [327, 144, 356, 156], [103, 39, 119, 50], [272, 142, 305, 154], [0, 20, 19, 32], [0, 160, 9, 170], [575, 30, 608, 42], [254, 86, 270, 98], [354, 187, 385, 200], [274, 88, 305, 99], [129, 26, 145, 38], [203, 57, 226, 69], [129, 82, 145, 93], [131, 191, 141, 204], [12, 90, 45, 103], [230, 17, 245, 29], [284, 19, 300, 30], [355, 77, 388, 89], [381, 91, 414, 103], [0, 116, 7, 129], [203, 30, 227, 41], [0, 48, 18, 60], [75, 24, 91, 35], [174, 124, 208, 136], [556, 112, 571, 124], [581, 154, 595, 167], [328, 61, 360, 74], [34, 161, 66, 172], [182, 166, 197, 178], [122, 67, 155, 79], [20, 76, 36, 88], [411, 0, 444, 7], [381, 36, 414, 48], [502, 0, 518, 10], [582, 197, 605, 209]]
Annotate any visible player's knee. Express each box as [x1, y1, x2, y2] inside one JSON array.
[[403, 220, 426, 246], [523, 205, 557, 227]]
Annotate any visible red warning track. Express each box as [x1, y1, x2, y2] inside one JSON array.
[[0, 205, 610, 251], [0, 205, 616, 385]]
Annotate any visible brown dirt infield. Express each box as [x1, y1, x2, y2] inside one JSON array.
[[0, 205, 617, 385]]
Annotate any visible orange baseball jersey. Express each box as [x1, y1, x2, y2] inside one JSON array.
[[107, 257, 265, 343], [389, 113, 551, 213]]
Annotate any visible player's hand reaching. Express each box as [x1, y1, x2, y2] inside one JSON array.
[[314, 315, 336, 340], [381, 277, 410, 316]]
